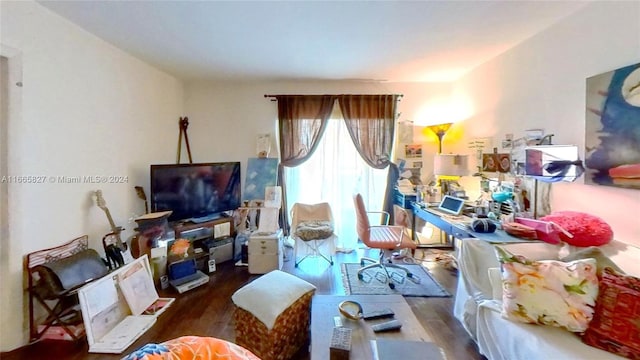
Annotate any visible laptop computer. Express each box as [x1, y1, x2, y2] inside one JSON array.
[[429, 195, 466, 216]]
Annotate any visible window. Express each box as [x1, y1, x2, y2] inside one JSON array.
[[285, 109, 387, 249]]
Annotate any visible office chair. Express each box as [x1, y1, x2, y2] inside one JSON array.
[[290, 202, 335, 267], [353, 193, 417, 289]]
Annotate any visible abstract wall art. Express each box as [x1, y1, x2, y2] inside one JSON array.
[[585, 62, 640, 189]]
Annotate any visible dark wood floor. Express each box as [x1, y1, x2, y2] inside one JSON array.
[[3, 246, 484, 360]]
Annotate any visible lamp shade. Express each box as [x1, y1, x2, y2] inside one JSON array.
[[425, 123, 453, 153], [434, 154, 469, 176]]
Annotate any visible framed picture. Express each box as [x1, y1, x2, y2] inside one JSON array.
[[404, 144, 423, 158], [412, 161, 423, 168], [585, 62, 640, 189], [482, 153, 511, 173]]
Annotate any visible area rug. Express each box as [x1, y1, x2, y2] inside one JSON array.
[[341, 263, 451, 297]]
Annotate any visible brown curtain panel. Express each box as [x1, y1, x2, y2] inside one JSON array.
[[338, 94, 398, 169], [276, 95, 336, 234], [277, 95, 336, 167], [338, 94, 399, 221]]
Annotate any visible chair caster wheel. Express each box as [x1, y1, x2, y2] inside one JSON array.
[[360, 260, 365, 266], [358, 273, 364, 281], [407, 273, 414, 278], [330, 261, 334, 265], [295, 263, 299, 268], [388, 283, 395, 289]]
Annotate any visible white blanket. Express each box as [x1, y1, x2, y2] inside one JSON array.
[[476, 299, 625, 360]]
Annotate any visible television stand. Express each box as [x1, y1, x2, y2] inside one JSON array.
[[172, 217, 235, 268], [190, 214, 221, 223]]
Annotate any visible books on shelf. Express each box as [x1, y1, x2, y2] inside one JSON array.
[[78, 255, 174, 354]]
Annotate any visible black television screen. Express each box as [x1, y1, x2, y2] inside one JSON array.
[[150, 162, 241, 222]]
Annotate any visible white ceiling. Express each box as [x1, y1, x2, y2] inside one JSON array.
[[37, 0, 589, 83]]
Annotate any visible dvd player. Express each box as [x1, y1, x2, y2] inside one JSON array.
[[170, 270, 209, 294]]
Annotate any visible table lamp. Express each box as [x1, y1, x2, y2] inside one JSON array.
[[434, 154, 469, 197], [425, 123, 453, 153]]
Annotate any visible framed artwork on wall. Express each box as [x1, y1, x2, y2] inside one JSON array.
[[404, 144, 423, 158], [585, 62, 640, 189], [482, 153, 511, 173]]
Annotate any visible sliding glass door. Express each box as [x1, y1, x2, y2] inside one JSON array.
[[284, 115, 388, 250]]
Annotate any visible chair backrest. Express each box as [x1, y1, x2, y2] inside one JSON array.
[[393, 205, 412, 228], [353, 194, 371, 244], [290, 202, 333, 228]]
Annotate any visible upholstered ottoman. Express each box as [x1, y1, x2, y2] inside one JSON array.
[[232, 270, 316, 360]]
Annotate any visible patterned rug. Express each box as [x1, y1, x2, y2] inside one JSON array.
[[341, 263, 451, 297]]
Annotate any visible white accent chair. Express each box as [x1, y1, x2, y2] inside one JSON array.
[[290, 202, 336, 267]]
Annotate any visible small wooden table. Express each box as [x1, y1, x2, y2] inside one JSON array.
[[311, 295, 432, 360]]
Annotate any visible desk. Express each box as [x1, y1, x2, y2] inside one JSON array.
[[411, 202, 532, 248]]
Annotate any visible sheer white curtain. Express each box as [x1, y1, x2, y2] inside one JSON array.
[[284, 111, 388, 250]]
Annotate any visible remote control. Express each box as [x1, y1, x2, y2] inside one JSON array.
[[371, 319, 402, 333], [362, 308, 395, 320]]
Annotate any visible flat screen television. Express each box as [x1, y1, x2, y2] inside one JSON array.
[[150, 162, 241, 223]]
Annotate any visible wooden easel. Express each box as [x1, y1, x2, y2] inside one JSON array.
[[176, 117, 193, 164]]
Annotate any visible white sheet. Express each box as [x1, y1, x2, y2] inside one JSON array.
[[476, 300, 626, 360], [455, 239, 640, 360], [453, 238, 500, 340]]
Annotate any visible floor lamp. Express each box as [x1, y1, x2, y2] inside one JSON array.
[[425, 122, 453, 154]]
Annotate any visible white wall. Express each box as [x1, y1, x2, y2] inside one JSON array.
[[453, 1, 640, 245], [184, 80, 453, 185], [0, 1, 184, 350]]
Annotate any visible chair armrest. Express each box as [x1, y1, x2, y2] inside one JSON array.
[[366, 211, 390, 225]]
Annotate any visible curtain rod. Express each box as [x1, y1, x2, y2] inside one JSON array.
[[264, 94, 403, 102]]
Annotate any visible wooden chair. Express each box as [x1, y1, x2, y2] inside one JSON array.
[[353, 193, 417, 289]]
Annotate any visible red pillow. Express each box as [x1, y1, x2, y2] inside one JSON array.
[[582, 268, 640, 359], [539, 211, 613, 247]]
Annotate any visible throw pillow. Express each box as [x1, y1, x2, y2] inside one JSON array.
[[495, 246, 599, 333], [539, 211, 613, 247], [582, 268, 640, 359], [471, 219, 496, 233], [561, 246, 625, 277]]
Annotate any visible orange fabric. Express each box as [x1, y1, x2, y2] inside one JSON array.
[[124, 336, 260, 360]]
